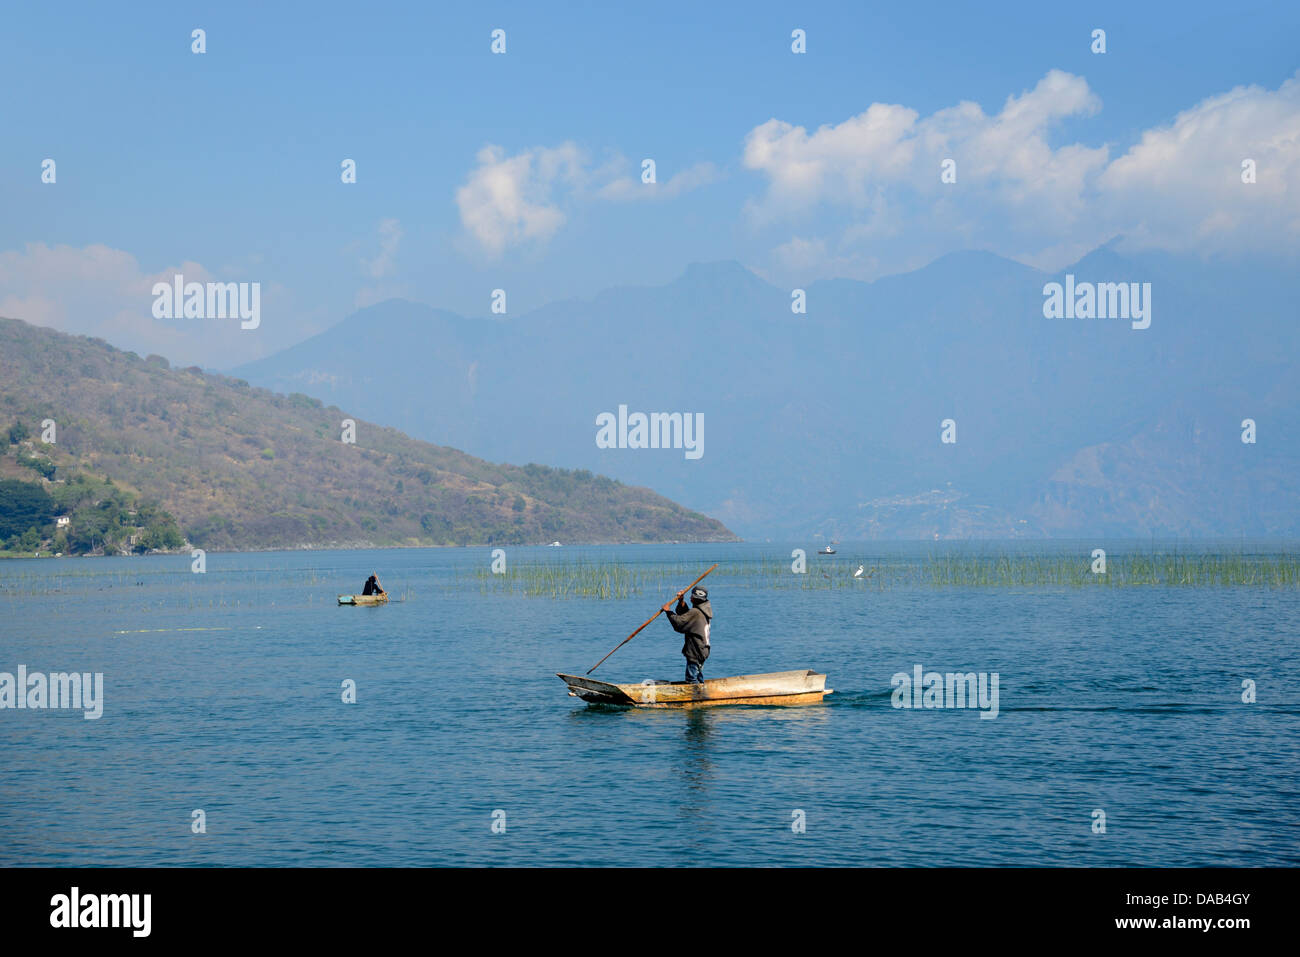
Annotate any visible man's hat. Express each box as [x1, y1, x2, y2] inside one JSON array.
[[691, 586, 708, 602]]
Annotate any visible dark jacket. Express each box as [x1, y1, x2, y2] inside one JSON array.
[[666, 599, 712, 665], [362, 576, 383, 596]]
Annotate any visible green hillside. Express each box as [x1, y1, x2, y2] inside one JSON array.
[[0, 317, 736, 552]]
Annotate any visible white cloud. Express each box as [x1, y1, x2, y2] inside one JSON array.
[[0, 242, 288, 368], [1098, 70, 1300, 253], [770, 236, 881, 279], [363, 218, 403, 278], [596, 161, 720, 201], [455, 145, 719, 254], [743, 69, 1106, 224], [455, 143, 584, 256], [743, 103, 923, 213], [745, 69, 1300, 278], [772, 236, 828, 270]]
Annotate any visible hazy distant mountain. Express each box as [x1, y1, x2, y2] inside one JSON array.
[[233, 245, 1300, 539], [0, 318, 736, 550]]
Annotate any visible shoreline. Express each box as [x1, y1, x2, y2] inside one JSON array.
[[0, 537, 746, 559], [6, 536, 1300, 562]]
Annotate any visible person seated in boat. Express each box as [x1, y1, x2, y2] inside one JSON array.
[[361, 573, 385, 596], [662, 586, 712, 684]]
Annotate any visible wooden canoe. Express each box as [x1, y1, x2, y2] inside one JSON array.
[[338, 594, 388, 605], [556, 669, 832, 708]]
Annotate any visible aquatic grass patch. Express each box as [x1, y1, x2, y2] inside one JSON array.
[[8, 548, 1299, 609], [469, 561, 647, 599], [461, 549, 1300, 599], [868, 549, 1300, 589]]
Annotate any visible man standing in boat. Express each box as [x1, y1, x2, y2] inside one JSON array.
[[663, 586, 712, 684], [362, 573, 385, 597]]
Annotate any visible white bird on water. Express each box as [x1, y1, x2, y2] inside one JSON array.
[[853, 565, 864, 578]]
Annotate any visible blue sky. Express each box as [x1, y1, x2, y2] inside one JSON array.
[[2, 0, 1297, 366]]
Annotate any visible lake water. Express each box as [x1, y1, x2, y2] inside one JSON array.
[[2, 542, 1297, 866]]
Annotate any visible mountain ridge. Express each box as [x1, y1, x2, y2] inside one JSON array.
[[232, 246, 1300, 539], [0, 317, 738, 551]]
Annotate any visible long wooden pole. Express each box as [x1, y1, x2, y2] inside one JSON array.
[[586, 563, 717, 675]]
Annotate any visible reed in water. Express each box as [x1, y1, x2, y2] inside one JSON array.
[[464, 549, 1300, 598]]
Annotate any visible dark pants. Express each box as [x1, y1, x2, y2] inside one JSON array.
[[685, 660, 705, 684]]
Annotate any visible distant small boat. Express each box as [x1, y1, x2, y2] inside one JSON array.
[[548, 541, 562, 547], [556, 670, 832, 708], [338, 594, 388, 605], [818, 545, 836, 555]]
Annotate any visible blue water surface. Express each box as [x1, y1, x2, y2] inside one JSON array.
[[1, 542, 1297, 866]]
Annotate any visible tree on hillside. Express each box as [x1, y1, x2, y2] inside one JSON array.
[[16, 451, 56, 479], [0, 479, 54, 538]]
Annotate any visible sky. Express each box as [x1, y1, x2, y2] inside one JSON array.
[[1, 0, 1297, 367]]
